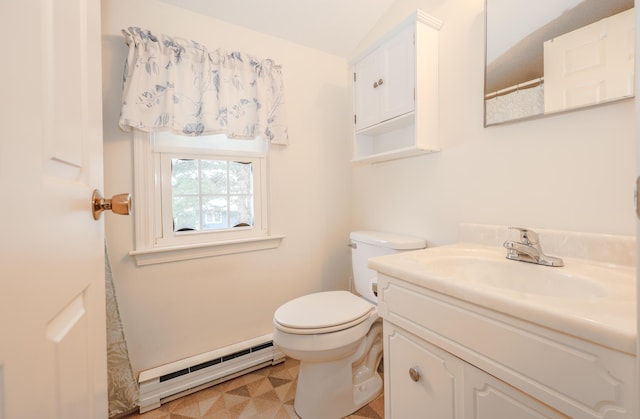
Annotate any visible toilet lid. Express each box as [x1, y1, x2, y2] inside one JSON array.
[[274, 291, 374, 331]]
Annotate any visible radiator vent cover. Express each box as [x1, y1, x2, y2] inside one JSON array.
[[138, 335, 284, 414]]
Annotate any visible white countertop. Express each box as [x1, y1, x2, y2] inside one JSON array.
[[369, 243, 637, 355]]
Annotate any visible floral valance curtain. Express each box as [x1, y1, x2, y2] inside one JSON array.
[[119, 27, 289, 145]]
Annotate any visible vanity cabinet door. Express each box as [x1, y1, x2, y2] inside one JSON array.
[[354, 25, 415, 132], [384, 322, 464, 418], [464, 363, 570, 419]]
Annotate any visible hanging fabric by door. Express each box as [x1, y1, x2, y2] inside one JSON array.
[[119, 27, 289, 145], [105, 243, 139, 417]]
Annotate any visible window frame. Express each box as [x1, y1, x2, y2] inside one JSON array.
[[129, 130, 284, 266]]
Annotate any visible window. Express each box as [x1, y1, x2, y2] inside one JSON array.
[[160, 154, 262, 244], [170, 159, 254, 232], [129, 131, 284, 265]]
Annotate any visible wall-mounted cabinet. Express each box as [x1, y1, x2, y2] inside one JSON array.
[[351, 10, 442, 164]]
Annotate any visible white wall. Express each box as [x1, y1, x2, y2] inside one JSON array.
[[102, 0, 635, 375], [101, 0, 353, 372], [351, 0, 635, 246]]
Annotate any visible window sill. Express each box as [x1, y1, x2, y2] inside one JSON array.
[[129, 234, 285, 266]]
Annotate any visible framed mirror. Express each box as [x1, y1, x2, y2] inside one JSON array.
[[484, 0, 635, 126]]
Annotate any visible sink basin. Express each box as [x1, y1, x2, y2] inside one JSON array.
[[423, 254, 609, 299], [368, 242, 636, 355]]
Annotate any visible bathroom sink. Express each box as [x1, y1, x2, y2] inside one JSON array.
[[423, 253, 608, 299], [368, 243, 636, 354]]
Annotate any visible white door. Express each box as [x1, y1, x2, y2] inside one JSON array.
[[636, 5, 640, 415], [0, 1, 107, 418], [544, 8, 635, 113]]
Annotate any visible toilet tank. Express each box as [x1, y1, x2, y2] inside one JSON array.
[[350, 231, 426, 303]]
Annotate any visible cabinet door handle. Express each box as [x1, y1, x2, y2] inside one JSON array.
[[373, 78, 384, 88], [409, 367, 420, 382]]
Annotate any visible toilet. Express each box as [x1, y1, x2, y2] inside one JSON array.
[[273, 231, 426, 419]]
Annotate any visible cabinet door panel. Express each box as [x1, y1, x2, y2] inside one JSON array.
[[380, 26, 415, 122], [386, 325, 463, 418], [354, 51, 381, 131], [465, 363, 569, 419]]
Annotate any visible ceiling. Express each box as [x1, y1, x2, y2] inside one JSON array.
[[158, 0, 398, 58]]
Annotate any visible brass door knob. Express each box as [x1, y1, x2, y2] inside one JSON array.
[[92, 189, 132, 220]]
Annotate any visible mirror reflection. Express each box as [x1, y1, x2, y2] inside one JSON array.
[[484, 0, 635, 126]]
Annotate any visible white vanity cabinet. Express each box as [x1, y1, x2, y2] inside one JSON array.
[[351, 10, 442, 164], [385, 324, 569, 418], [378, 273, 637, 418]]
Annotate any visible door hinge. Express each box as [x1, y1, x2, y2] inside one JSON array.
[[354, 114, 357, 124], [354, 72, 356, 82]]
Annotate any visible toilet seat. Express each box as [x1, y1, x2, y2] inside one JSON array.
[[274, 291, 375, 335]]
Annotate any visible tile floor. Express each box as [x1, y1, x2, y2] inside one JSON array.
[[123, 358, 384, 419]]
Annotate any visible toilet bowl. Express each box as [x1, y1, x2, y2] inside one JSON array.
[[273, 231, 426, 419], [274, 291, 382, 419]]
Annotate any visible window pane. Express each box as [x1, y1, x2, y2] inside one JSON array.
[[173, 195, 200, 231], [172, 159, 199, 195], [230, 195, 253, 227], [201, 160, 228, 195], [229, 161, 252, 194], [202, 196, 228, 230]]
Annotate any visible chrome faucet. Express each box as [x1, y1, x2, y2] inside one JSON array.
[[503, 227, 564, 267]]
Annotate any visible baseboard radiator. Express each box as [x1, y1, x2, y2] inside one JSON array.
[[137, 334, 285, 413]]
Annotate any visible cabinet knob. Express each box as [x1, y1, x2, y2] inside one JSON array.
[[409, 367, 420, 382], [373, 78, 384, 88]]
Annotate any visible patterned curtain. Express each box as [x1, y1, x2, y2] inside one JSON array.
[[119, 27, 289, 145], [106, 244, 139, 417]]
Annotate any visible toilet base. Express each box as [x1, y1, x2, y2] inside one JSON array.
[[292, 321, 383, 419], [294, 359, 382, 419]]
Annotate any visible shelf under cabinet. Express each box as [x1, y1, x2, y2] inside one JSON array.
[[352, 112, 439, 164], [356, 112, 414, 136], [352, 145, 438, 164]]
